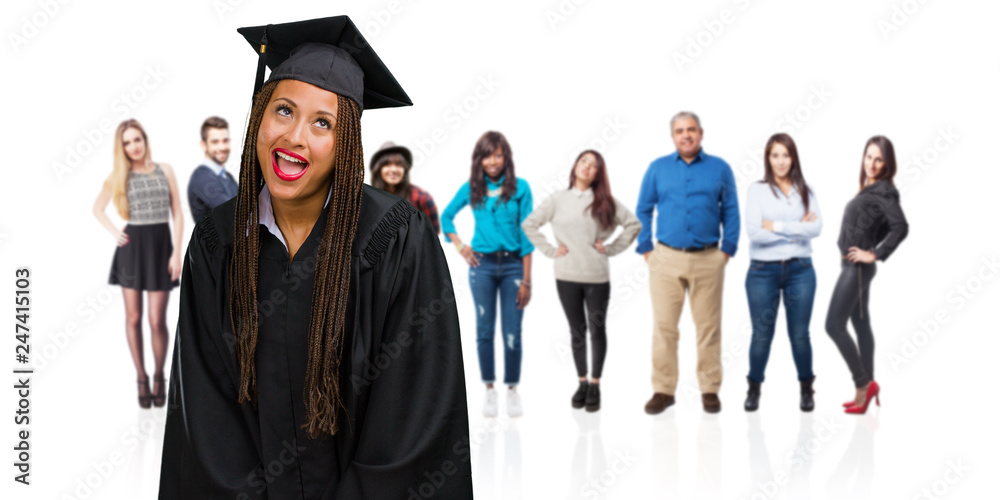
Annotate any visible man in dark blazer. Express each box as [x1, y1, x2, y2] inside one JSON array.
[[188, 116, 238, 222]]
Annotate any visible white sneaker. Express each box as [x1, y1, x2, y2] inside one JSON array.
[[483, 388, 498, 418], [506, 388, 523, 418]]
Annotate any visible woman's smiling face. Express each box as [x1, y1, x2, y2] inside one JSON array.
[[121, 127, 147, 164], [256, 79, 340, 203]]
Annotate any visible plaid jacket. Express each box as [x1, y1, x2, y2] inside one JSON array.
[[409, 184, 440, 234]]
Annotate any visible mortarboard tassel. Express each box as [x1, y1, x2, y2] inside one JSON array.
[[252, 26, 270, 97]]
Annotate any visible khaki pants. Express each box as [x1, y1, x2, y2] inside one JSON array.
[[649, 243, 726, 395]]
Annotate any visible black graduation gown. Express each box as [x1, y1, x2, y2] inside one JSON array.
[[158, 186, 473, 499]]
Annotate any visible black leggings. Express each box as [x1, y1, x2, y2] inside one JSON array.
[[825, 260, 877, 388], [556, 280, 611, 379], [556, 280, 611, 378]]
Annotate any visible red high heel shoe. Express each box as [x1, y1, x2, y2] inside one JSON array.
[[845, 381, 880, 414]]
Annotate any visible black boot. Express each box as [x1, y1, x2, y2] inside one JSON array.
[[800, 377, 815, 412], [572, 381, 588, 409], [585, 383, 600, 412], [744, 377, 761, 412]]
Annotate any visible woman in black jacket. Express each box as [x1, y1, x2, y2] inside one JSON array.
[[827, 135, 908, 414]]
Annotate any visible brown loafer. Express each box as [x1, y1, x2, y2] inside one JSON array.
[[645, 393, 675, 415], [702, 393, 721, 413]]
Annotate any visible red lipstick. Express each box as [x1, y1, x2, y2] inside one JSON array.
[[272, 148, 309, 181]]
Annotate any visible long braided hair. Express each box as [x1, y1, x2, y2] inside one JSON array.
[[229, 80, 365, 439]]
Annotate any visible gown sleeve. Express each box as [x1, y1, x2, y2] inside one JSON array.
[[335, 204, 474, 498], [159, 216, 264, 499]]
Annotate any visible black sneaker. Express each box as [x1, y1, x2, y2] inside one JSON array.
[[585, 383, 601, 413], [572, 381, 588, 409]]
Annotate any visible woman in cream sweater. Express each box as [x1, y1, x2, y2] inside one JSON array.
[[522, 150, 641, 412]]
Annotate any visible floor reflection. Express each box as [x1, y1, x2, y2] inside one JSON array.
[[746, 412, 774, 494], [650, 411, 679, 496], [695, 413, 722, 499], [567, 410, 605, 499], [788, 413, 816, 499], [473, 416, 522, 500], [825, 414, 877, 500]]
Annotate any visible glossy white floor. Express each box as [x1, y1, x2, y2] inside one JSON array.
[[15, 237, 995, 499]]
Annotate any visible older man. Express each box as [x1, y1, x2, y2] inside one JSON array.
[[637, 111, 740, 414]]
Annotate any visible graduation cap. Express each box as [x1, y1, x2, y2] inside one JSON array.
[[238, 16, 411, 112]]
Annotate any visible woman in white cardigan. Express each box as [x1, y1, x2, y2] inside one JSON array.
[[522, 150, 641, 412]]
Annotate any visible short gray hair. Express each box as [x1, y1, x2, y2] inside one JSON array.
[[670, 111, 701, 130]]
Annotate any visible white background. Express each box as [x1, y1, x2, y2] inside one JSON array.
[[2, 0, 998, 498]]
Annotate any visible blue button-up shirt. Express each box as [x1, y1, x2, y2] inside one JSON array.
[[441, 175, 535, 257], [744, 181, 822, 261], [635, 150, 740, 256]]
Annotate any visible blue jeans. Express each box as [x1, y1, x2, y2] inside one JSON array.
[[745, 257, 816, 383], [469, 253, 524, 385]]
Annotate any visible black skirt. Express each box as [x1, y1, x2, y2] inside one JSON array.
[[108, 223, 179, 291]]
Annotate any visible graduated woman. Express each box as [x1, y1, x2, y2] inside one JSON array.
[[158, 16, 472, 498]]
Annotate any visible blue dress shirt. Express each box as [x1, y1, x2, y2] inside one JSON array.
[[745, 181, 822, 261], [635, 150, 740, 256], [441, 175, 535, 257]]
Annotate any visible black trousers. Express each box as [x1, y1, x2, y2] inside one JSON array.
[[556, 280, 611, 379], [825, 260, 877, 388]]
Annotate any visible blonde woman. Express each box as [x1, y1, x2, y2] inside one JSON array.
[[92, 119, 182, 409]]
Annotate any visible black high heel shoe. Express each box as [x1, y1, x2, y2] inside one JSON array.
[[152, 375, 166, 408], [137, 377, 152, 409]]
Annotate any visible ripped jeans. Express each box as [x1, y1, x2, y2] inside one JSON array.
[[469, 252, 524, 385]]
